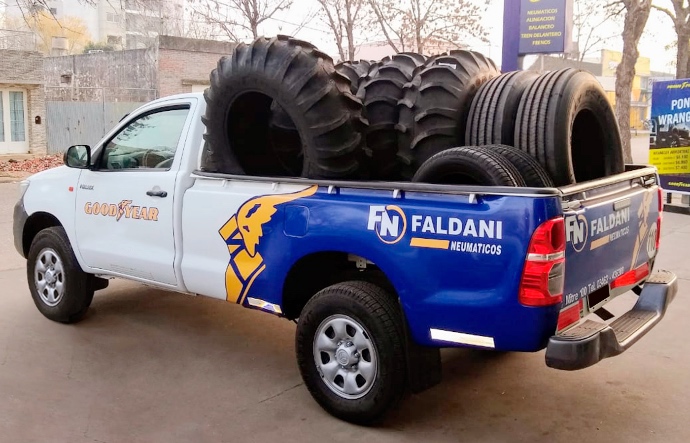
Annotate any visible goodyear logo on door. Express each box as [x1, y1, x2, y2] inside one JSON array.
[[219, 186, 318, 304], [84, 200, 159, 221]]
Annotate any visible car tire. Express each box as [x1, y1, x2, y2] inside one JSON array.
[[412, 145, 527, 186], [27, 227, 94, 323], [296, 281, 406, 425], [484, 144, 554, 187]]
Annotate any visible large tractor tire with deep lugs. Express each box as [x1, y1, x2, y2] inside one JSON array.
[[201, 35, 366, 179], [397, 50, 500, 179], [514, 68, 624, 186], [357, 53, 425, 179], [466, 70, 539, 146], [336, 60, 372, 94], [412, 146, 526, 187]]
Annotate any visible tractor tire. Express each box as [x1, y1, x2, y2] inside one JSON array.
[[466, 70, 539, 146], [336, 60, 372, 94], [397, 50, 500, 179], [412, 146, 527, 187], [514, 68, 624, 186], [201, 35, 366, 179], [357, 53, 425, 179], [484, 144, 554, 187]]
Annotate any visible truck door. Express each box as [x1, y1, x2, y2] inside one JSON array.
[[74, 104, 192, 286]]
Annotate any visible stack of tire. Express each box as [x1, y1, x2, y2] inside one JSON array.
[[200, 35, 625, 188]]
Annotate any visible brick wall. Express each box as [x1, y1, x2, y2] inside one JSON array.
[[157, 36, 234, 97], [0, 50, 43, 84]]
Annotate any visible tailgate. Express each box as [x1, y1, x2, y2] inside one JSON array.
[[560, 166, 661, 319]]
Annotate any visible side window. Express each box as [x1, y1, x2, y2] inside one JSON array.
[[100, 107, 190, 170]]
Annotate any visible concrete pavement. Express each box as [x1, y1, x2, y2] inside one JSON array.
[[1, 181, 689, 443]]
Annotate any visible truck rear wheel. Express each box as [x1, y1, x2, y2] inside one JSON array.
[[295, 281, 405, 425], [27, 227, 94, 323]]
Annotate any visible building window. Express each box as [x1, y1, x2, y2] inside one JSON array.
[[9, 91, 26, 142], [107, 35, 123, 45], [107, 12, 120, 23], [0, 89, 29, 153]]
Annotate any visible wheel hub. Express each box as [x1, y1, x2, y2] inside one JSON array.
[[335, 342, 359, 367], [45, 269, 57, 285]]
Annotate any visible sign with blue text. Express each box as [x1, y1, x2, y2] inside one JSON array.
[[518, 0, 573, 55], [650, 79, 690, 194]]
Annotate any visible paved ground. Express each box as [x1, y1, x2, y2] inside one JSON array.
[[1, 181, 689, 443]]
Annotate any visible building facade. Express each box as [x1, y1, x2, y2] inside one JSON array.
[[5, 0, 185, 50], [0, 43, 46, 155]]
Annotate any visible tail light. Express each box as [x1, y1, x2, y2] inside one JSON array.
[[519, 217, 566, 307], [611, 262, 650, 289]]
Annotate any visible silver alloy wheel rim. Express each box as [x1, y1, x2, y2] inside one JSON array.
[[34, 248, 65, 307], [313, 314, 378, 400]]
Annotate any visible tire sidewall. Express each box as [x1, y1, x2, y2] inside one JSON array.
[[296, 290, 403, 423], [557, 73, 624, 182]]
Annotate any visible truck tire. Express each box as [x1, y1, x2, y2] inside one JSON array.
[[27, 227, 94, 324], [296, 281, 406, 425], [357, 54, 425, 179], [412, 146, 527, 186], [466, 70, 539, 146], [484, 144, 554, 187], [336, 60, 372, 94], [514, 68, 624, 186], [201, 35, 366, 179], [398, 51, 500, 179]]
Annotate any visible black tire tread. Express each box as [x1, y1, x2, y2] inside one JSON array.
[[412, 145, 526, 187], [466, 70, 539, 146], [201, 35, 366, 179], [398, 50, 500, 179], [484, 144, 554, 187]]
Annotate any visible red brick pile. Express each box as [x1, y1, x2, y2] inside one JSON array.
[[0, 155, 63, 174]]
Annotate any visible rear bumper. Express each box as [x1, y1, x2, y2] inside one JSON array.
[[545, 270, 677, 370]]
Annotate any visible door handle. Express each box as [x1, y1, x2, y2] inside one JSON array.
[[146, 189, 168, 198]]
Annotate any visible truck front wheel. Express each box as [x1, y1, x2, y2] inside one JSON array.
[[295, 281, 406, 425], [27, 227, 94, 323]]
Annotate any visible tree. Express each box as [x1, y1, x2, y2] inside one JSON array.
[[368, 0, 489, 54], [653, 1, 690, 78], [612, 0, 652, 163], [9, 10, 91, 55], [316, 0, 369, 61], [571, 0, 620, 61], [190, 0, 293, 42]]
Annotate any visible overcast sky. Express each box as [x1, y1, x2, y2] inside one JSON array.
[[253, 0, 678, 74]]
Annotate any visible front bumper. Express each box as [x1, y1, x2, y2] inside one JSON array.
[[545, 270, 677, 370], [13, 198, 28, 258]]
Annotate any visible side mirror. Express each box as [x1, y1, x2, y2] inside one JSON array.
[[64, 145, 91, 169]]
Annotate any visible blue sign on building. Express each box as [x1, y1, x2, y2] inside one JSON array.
[[518, 0, 572, 55], [650, 79, 690, 194]]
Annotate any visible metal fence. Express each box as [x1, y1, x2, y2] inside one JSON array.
[[0, 29, 36, 51], [46, 101, 146, 154]]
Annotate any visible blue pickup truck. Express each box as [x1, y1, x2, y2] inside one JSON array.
[[13, 93, 676, 424]]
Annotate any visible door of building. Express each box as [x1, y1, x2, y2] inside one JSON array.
[[0, 89, 30, 154]]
